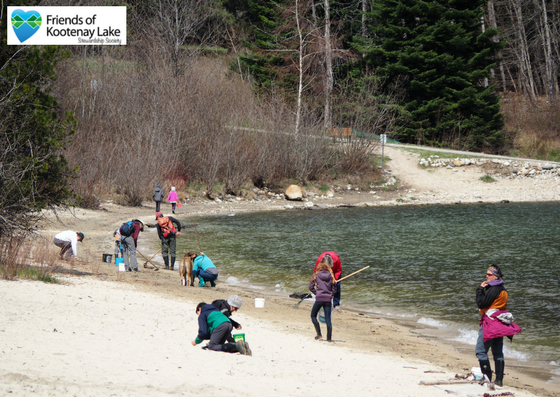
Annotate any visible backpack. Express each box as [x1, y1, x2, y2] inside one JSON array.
[[157, 216, 176, 238], [119, 221, 134, 236]]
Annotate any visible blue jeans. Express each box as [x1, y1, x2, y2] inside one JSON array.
[[475, 325, 504, 361], [311, 301, 332, 328], [333, 282, 341, 307], [196, 269, 218, 282]]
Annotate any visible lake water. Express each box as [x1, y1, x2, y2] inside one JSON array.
[[173, 202, 560, 383]]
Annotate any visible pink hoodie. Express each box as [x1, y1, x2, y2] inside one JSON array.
[[167, 190, 178, 203]]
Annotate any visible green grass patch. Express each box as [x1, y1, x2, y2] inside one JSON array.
[[480, 175, 497, 183], [17, 266, 60, 283], [549, 150, 560, 162], [318, 185, 330, 193]]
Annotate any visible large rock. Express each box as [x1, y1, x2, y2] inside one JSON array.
[[285, 185, 303, 201]]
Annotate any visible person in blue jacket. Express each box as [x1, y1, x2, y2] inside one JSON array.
[[192, 252, 218, 287], [191, 302, 251, 355]]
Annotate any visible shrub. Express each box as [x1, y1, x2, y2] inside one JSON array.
[[480, 175, 497, 183]]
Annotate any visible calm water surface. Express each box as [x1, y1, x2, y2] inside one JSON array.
[[174, 202, 560, 380]]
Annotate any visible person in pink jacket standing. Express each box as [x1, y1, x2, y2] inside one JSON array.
[[167, 186, 179, 214]]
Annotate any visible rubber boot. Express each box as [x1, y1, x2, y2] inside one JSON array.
[[327, 327, 333, 342], [210, 279, 216, 287], [479, 359, 493, 383], [198, 277, 206, 287], [313, 323, 322, 340], [170, 256, 175, 271], [494, 360, 504, 386], [163, 256, 169, 270]]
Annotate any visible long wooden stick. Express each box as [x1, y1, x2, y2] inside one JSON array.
[[337, 266, 370, 282], [145, 248, 162, 264], [193, 220, 202, 252], [136, 249, 159, 270]]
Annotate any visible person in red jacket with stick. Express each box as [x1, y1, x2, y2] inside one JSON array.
[[314, 251, 342, 308]]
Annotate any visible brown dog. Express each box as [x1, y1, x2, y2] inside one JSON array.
[[179, 252, 196, 286]]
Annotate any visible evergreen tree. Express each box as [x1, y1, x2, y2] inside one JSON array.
[[1, 2, 75, 237], [355, 0, 505, 150]]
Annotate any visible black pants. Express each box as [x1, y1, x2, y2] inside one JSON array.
[[208, 322, 234, 351]]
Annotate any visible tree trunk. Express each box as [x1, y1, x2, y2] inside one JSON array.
[[539, 0, 556, 100], [510, 0, 537, 100], [295, 0, 303, 141], [323, 0, 333, 132], [487, 0, 507, 92]]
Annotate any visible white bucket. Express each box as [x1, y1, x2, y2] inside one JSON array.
[[254, 298, 265, 308], [118, 262, 126, 272]]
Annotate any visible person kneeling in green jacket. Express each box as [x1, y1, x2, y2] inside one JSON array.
[[191, 302, 251, 355]]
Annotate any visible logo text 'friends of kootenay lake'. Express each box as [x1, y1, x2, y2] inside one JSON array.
[[11, 9, 42, 43], [7, 6, 127, 46]]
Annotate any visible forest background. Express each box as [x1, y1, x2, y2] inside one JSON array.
[[1, 0, 560, 240]]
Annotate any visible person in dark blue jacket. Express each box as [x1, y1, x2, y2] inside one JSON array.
[[191, 302, 251, 355]]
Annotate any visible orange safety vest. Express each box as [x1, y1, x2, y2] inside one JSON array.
[[157, 216, 177, 238]]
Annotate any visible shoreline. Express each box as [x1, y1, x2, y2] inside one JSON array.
[[33, 200, 559, 397], [20, 146, 560, 396]]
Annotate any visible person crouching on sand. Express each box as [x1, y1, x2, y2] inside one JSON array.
[[212, 295, 243, 330], [53, 231, 84, 261], [191, 302, 251, 355], [309, 260, 338, 342]]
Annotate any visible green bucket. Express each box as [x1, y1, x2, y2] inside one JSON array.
[[233, 333, 245, 342]]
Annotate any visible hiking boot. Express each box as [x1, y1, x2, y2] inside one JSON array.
[[235, 341, 250, 355], [242, 341, 252, 356]]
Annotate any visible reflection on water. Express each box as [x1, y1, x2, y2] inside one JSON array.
[[176, 202, 560, 376]]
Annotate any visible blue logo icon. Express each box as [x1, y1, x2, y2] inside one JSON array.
[[11, 9, 42, 43]]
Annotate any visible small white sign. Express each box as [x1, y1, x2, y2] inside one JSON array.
[[8, 6, 127, 46], [380, 133, 387, 144]]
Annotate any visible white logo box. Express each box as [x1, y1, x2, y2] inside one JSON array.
[[8, 6, 126, 45]]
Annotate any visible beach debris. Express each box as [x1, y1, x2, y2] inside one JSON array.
[[483, 393, 514, 397], [289, 292, 312, 300], [419, 380, 476, 386], [290, 292, 312, 308]]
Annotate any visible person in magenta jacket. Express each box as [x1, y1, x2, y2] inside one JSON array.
[[315, 251, 342, 308], [309, 259, 338, 341], [166, 186, 179, 214], [475, 265, 521, 386]]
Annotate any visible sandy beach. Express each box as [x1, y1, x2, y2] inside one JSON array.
[[2, 146, 559, 397]]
